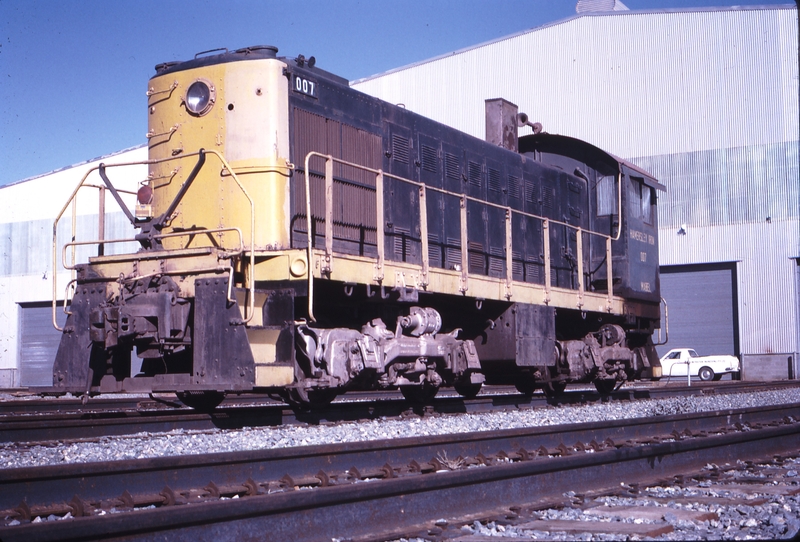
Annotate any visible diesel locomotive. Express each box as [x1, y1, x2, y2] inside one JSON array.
[[51, 45, 664, 406]]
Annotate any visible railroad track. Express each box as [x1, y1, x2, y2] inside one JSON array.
[[417, 456, 800, 539], [3, 381, 798, 444], [1, 402, 798, 541]]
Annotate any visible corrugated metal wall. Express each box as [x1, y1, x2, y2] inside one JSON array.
[[0, 148, 146, 380], [352, 6, 800, 360], [353, 7, 798, 158], [633, 141, 799, 229], [0, 212, 139, 277]]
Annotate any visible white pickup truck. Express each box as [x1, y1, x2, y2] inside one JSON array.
[[659, 348, 740, 381]]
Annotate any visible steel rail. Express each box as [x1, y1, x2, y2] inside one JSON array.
[[0, 402, 799, 541], [2, 381, 799, 444]]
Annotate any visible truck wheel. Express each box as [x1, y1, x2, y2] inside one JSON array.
[[542, 381, 567, 398], [594, 379, 617, 395], [699, 366, 715, 381], [454, 381, 482, 399]]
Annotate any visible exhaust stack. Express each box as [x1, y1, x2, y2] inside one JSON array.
[[485, 99, 542, 152]]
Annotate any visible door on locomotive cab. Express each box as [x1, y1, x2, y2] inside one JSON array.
[[564, 172, 589, 291], [622, 172, 660, 302], [589, 168, 621, 293]]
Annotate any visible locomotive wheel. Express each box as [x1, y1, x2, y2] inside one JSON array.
[[453, 381, 482, 399], [288, 387, 339, 408], [514, 376, 537, 396], [176, 390, 226, 411], [698, 366, 715, 381], [593, 379, 618, 395], [401, 384, 439, 403], [541, 381, 567, 398]]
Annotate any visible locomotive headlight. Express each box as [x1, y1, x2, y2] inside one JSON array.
[[185, 80, 215, 116]]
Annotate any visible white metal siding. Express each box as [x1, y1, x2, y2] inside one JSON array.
[[633, 141, 799, 229], [353, 7, 798, 158]]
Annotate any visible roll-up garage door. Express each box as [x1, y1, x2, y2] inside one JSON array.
[[657, 263, 739, 358], [19, 303, 67, 387]]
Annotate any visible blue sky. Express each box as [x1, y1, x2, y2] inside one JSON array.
[[0, 0, 793, 186]]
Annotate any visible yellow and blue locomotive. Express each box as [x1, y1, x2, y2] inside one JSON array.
[[51, 45, 664, 405]]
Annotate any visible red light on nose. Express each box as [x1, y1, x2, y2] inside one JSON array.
[[137, 185, 153, 205]]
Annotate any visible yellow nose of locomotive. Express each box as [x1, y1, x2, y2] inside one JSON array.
[[145, 46, 291, 251]]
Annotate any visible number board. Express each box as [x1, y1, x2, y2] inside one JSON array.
[[292, 75, 317, 98]]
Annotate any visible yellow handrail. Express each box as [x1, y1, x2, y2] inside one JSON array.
[[301, 151, 617, 320], [52, 150, 257, 331]]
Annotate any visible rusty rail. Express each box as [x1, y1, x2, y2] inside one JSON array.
[[2, 402, 799, 541]]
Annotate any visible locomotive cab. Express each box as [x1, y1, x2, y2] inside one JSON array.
[[519, 133, 664, 311]]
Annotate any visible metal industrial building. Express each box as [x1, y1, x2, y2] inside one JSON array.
[[0, 3, 797, 387], [0, 147, 146, 387], [352, 3, 799, 380]]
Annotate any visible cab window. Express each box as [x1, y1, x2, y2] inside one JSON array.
[[629, 177, 654, 225], [596, 175, 616, 216]]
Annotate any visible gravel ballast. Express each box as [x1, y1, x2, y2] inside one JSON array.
[[1, 388, 799, 470]]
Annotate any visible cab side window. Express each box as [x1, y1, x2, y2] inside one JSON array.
[[596, 175, 616, 216], [629, 177, 654, 225]]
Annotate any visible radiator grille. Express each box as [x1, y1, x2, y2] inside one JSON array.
[[445, 152, 460, 180], [292, 108, 381, 253], [468, 161, 482, 187], [421, 144, 438, 173], [488, 168, 502, 193]]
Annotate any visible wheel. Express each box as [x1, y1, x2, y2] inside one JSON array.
[[176, 390, 226, 411], [515, 377, 537, 396], [593, 379, 618, 394], [288, 387, 339, 408], [401, 384, 439, 403], [698, 366, 715, 381], [453, 381, 483, 399], [514, 378, 536, 395], [541, 381, 567, 398]]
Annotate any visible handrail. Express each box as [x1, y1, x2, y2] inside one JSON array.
[[61, 228, 245, 271], [612, 171, 623, 241], [98, 164, 138, 226], [301, 151, 618, 320], [654, 296, 669, 346], [52, 164, 137, 331], [53, 150, 257, 331]]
